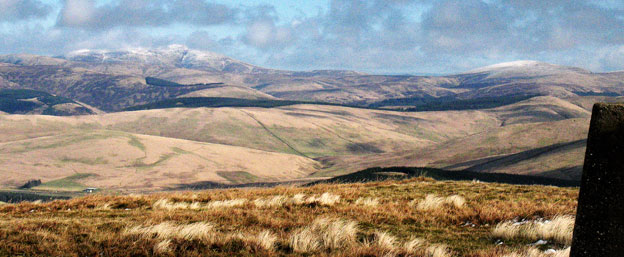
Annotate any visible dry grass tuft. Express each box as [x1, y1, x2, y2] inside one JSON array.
[[125, 222, 215, 241], [426, 244, 452, 257], [307, 192, 341, 206], [492, 215, 575, 245], [290, 227, 321, 253], [413, 194, 466, 211], [204, 199, 247, 209], [151, 193, 342, 211], [445, 195, 466, 208], [176, 222, 216, 241], [403, 237, 427, 254], [152, 199, 189, 210], [289, 217, 358, 252], [373, 231, 397, 252], [253, 195, 289, 208], [355, 197, 379, 207], [254, 230, 278, 251], [415, 194, 445, 211], [152, 198, 248, 210], [154, 239, 172, 254], [292, 193, 306, 204]]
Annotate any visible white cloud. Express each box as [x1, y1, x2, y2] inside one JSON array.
[[59, 0, 95, 26]]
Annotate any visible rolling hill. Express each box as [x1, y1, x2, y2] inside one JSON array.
[[0, 94, 600, 191], [0, 129, 319, 191], [0, 45, 621, 191]]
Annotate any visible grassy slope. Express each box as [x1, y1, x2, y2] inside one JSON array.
[[0, 96, 594, 191], [0, 129, 319, 191], [0, 178, 578, 256]]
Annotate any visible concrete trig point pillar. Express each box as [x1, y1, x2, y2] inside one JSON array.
[[571, 103, 624, 257]]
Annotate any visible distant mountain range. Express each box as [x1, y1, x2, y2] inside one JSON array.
[[1, 45, 622, 113]]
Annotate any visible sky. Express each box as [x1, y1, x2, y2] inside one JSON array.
[[0, 0, 623, 74]]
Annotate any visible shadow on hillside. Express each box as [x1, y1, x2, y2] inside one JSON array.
[[310, 167, 580, 187], [443, 139, 586, 180], [0, 190, 72, 203], [167, 179, 320, 191]]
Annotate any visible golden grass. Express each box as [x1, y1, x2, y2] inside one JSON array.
[[153, 239, 172, 254], [492, 215, 575, 245], [372, 231, 398, 252], [426, 244, 452, 257], [355, 197, 380, 207], [289, 217, 358, 252], [0, 178, 579, 256], [125, 221, 216, 241], [403, 237, 426, 254], [254, 230, 278, 251], [413, 194, 466, 211], [153, 193, 340, 211]]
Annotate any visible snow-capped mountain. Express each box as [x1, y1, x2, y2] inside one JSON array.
[[63, 44, 261, 73]]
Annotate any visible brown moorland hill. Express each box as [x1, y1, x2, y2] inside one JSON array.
[[0, 95, 597, 191]]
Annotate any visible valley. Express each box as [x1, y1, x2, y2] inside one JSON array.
[[0, 46, 621, 193]]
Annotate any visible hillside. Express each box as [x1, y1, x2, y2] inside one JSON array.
[[0, 94, 597, 191], [313, 96, 593, 180], [0, 129, 318, 191], [2, 46, 623, 112], [0, 177, 578, 256], [0, 45, 618, 191]]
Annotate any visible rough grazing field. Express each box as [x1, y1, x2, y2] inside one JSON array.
[[0, 96, 593, 190], [0, 178, 577, 256]]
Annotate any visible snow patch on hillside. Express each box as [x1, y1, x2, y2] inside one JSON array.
[[464, 60, 589, 78], [64, 45, 244, 71]]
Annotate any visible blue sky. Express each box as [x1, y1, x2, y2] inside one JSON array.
[[1, 0, 623, 74]]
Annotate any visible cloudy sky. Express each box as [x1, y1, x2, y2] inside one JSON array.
[[1, 0, 623, 74]]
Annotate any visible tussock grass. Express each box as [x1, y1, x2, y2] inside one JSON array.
[[445, 195, 466, 209], [413, 194, 466, 211], [204, 199, 248, 209], [372, 231, 398, 252], [355, 197, 379, 207], [426, 244, 452, 257], [403, 237, 426, 254], [152, 193, 340, 211], [126, 222, 216, 241], [254, 230, 278, 251], [492, 215, 575, 245], [0, 178, 578, 256], [305, 192, 341, 206], [289, 217, 358, 252], [126, 221, 278, 253], [152, 198, 248, 210], [153, 239, 172, 254], [254, 195, 289, 208]]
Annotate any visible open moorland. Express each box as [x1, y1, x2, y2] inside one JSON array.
[[0, 93, 600, 192], [0, 177, 577, 257]]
